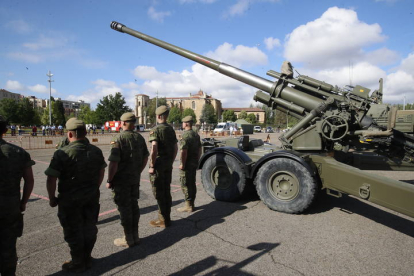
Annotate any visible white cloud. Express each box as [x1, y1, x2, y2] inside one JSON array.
[[179, 0, 217, 3], [223, 0, 280, 18], [23, 34, 68, 50], [7, 52, 42, 63], [66, 79, 123, 107], [27, 84, 57, 94], [5, 80, 25, 91], [284, 7, 390, 69], [5, 19, 32, 34], [129, 42, 269, 107], [148, 6, 172, 23], [204, 42, 268, 67], [383, 70, 414, 102], [264, 37, 281, 51]]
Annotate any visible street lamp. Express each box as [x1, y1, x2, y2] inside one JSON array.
[[46, 71, 54, 125]]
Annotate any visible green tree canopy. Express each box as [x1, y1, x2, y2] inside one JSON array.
[[222, 110, 237, 122], [200, 104, 217, 124], [144, 97, 167, 125], [95, 92, 131, 123], [52, 100, 66, 126], [18, 98, 37, 126], [0, 98, 19, 123], [238, 110, 248, 119], [167, 106, 182, 124], [246, 113, 257, 124], [182, 108, 197, 123], [78, 105, 97, 125]]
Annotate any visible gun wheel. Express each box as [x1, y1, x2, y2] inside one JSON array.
[[254, 158, 317, 214], [201, 153, 247, 202]]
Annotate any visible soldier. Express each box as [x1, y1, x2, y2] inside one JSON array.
[[148, 105, 178, 228], [45, 118, 106, 273], [106, 112, 149, 247], [0, 115, 35, 276], [177, 116, 201, 213]]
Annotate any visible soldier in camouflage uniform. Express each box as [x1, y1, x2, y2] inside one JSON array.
[[106, 112, 149, 247], [0, 115, 35, 276], [148, 105, 178, 228], [177, 116, 201, 213], [45, 118, 106, 273]]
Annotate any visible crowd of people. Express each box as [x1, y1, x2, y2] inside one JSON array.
[[0, 106, 202, 274]]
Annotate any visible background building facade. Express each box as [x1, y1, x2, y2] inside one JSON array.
[[222, 107, 266, 124]]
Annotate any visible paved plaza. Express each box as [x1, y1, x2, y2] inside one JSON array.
[[10, 132, 414, 275]]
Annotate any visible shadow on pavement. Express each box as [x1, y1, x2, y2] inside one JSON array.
[[47, 200, 249, 276], [169, 242, 279, 276], [308, 193, 414, 237]]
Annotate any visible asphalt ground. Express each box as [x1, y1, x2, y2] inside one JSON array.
[[11, 132, 414, 276]]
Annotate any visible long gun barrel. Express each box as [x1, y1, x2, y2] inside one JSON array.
[[110, 21, 323, 113]]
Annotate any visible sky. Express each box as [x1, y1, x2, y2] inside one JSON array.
[[1, 0, 414, 110]]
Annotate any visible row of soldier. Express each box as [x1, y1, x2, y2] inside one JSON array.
[[0, 105, 201, 275]]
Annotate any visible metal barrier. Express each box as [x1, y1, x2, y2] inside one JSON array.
[[16, 134, 117, 150]]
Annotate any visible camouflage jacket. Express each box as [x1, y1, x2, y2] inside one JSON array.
[[108, 130, 149, 184], [0, 138, 35, 216], [149, 123, 177, 165], [45, 139, 107, 200], [179, 129, 201, 168]]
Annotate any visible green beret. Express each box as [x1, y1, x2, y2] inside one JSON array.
[[120, 112, 136, 122], [155, 105, 169, 115], [66, 118, 86, 131], [182, 115, 193, 123], [0, 115, 6, 123]]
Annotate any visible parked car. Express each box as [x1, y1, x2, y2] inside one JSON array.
[[254, 126, 262, 132], [265, 127, 274, 133]]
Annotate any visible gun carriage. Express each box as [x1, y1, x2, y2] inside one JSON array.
[[110, 21, 414, 218]]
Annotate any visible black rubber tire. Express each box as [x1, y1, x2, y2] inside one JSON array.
[[254, 158, 317, 214], [201, 153, 247, 202]]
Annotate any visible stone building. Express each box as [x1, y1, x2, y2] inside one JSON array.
[[222, 107, 266, 124], [0, 89, 21, 101], [134, 90, 222, 125]]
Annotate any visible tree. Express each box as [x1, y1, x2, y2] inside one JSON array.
[[18, 98, 36, 126], [78, 106, 97, 124], [200, 104, 217, 124], [238, 110, 248, 119], [182, 108, 197, 123], [0, 98, 19, 123], [144, 97, 167, 125], [222, 110, 237, 122], [52, 100, 66, 126], [246, 113, 257, 124], [167, 106, 182, 124], [95, 92, 132, 123]]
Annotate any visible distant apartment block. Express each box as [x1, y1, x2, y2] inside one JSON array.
[[0, 89, 21, 101], [54, 98, 90, 116]]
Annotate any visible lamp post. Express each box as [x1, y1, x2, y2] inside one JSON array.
[[46, 71, 54, 125]]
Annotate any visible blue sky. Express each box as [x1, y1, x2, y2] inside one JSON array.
[[1, 0, 413, 109]]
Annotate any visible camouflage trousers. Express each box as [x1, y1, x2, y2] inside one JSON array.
[[179, 167, 197, 202], [112, 182, 140, 234], [150, 165, 173, 222], [0, 213, 21, 276], [57, 194, 100, 264]]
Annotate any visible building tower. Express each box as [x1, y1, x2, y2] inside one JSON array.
[[135, 94, 150, 125]]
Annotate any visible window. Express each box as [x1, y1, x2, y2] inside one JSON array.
[[256, 113, 260, 121], [192, 101, 196, 110]]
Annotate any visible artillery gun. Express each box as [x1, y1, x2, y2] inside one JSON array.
[[110, 21, 414, 218]]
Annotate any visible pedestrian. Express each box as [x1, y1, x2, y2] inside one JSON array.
[[148, 105, 178, 228], [101, 125, 104, 134], [0, 115, 35, 275], [42, 125, 46, 136], [10, 125, 16, 136], [45, 118, 107, 273], [106, 112, 149, 247], [17, 125, 21, 136], [177, 116, 201, 213], [32, 125, 37, 136]]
